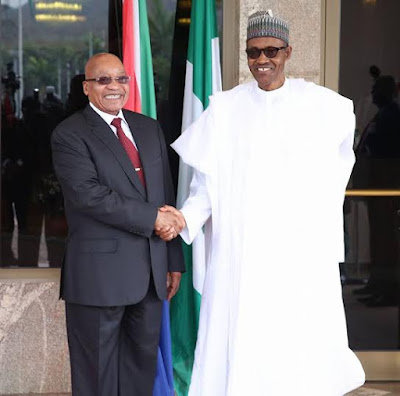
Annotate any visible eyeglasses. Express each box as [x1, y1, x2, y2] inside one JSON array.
[[245, 46, 287, 59], [85, 76, 131, 85]]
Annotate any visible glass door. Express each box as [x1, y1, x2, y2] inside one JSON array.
[[337, 0, 400, 380]]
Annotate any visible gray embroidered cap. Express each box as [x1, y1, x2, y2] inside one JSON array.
[[247, 10, 289, 45]]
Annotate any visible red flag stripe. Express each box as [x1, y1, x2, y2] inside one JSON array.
[[122, 0, 141, 113]]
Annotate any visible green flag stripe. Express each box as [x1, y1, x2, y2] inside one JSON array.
[[138, 0, 157, 119], [171, 243, 201, 395], [187, 0, 218, 108]]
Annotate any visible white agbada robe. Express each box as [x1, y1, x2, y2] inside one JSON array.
[[171, 78, 365, 396]]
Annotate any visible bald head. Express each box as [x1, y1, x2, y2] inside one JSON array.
[[84, 53, 123, 77], [82, 53, 130, 115]]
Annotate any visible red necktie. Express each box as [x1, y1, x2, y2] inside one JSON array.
[[111, 117, 146, 187]]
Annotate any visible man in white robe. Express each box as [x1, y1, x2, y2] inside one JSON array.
[[158, 10, 365, 396]]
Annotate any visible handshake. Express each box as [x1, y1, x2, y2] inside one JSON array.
[[154, 205, 186, 241]]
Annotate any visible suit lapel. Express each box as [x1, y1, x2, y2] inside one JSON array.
[[83, 106, 147, 199]]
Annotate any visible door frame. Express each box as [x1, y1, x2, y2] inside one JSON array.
[[321, 0, 341, 91]]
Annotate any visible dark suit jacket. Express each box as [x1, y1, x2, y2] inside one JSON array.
[[51, 105, 184, 306]]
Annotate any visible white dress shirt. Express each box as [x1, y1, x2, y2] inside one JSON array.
[[89, 102, 138, 148]]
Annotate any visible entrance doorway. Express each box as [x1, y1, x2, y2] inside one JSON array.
[[332, 0, 400, 380]]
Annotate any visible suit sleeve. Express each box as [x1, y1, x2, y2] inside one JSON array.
[[157, 123, 185, 273], [51, 124, 158, 238]]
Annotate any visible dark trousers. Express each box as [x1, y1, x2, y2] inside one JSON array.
[[65, 279, 162, 396]]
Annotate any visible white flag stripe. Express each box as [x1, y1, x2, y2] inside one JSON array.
[[211, 38, 222, 93], [177, 61, 204, 210], [181, 61, 204, 131]]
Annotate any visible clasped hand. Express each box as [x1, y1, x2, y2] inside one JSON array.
[[154, 205, 186, 241]]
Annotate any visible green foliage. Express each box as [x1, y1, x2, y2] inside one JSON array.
[[25, 53, 56, 94], [148, 0, 175, 101], [4, 34, 106, 102], [148, 0, 174, 58], [1, 0, 107, 102]]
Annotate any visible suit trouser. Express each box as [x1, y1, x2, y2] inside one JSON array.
[[65, 278, 162, 396]]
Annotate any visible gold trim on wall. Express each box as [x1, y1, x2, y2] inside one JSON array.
[[346, 190, 400, 197]]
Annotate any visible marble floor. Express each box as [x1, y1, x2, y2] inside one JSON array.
[[347, 383, 400, 395], [2, 384, 400, 396]]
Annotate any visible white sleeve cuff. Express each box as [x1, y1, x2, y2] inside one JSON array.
[[178, 171, 212, 244]]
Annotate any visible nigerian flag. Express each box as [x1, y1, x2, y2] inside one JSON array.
[[170, 1, 222, 395]]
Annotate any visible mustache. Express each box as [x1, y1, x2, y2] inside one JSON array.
[[251, 64, 274, 69]]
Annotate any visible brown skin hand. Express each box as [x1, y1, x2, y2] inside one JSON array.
[[167, 272, 182, 301], [155, 205, 186, 241]]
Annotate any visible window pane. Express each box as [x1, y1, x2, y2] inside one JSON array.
[[1, 0, 223, 268], [339, 0, 400, 350], [1, 0, 109, 267]]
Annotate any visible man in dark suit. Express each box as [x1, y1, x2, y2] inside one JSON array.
[[51, 53, 185, 396]]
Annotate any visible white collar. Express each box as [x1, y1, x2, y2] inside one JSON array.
[[253, 77, 290, 97], [89, 102, 128, 127]]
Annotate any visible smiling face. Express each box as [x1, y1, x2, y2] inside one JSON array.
[[247, 36, 292, 91], [83, 53, 129, 115]]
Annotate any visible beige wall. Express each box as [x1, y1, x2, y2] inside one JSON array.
[[224, 0, 324, 90]]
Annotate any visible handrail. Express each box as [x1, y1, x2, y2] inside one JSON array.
[[346, 190, 400, 197]]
